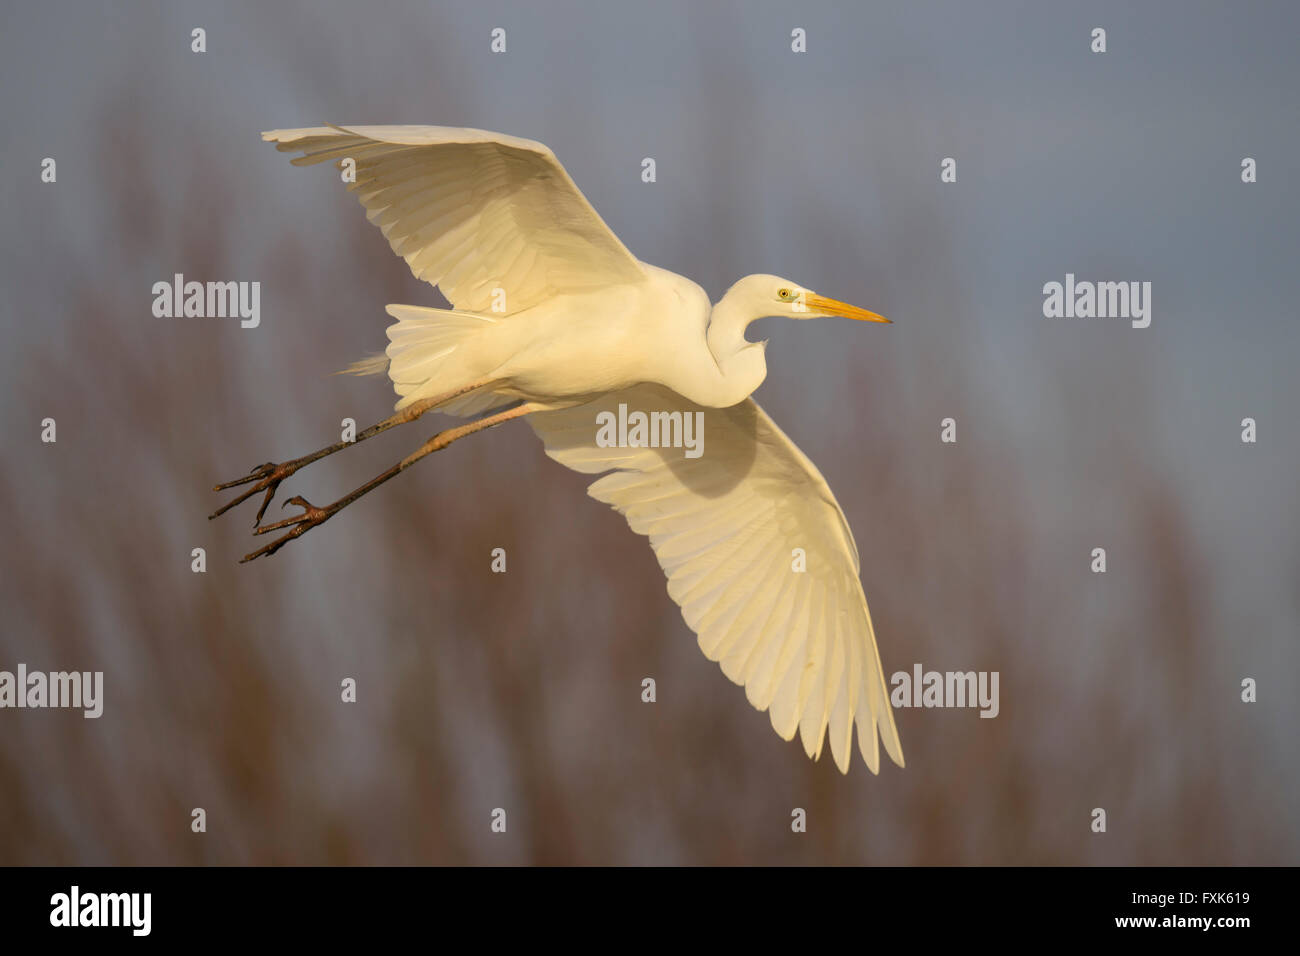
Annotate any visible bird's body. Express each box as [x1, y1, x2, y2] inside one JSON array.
[[215, 124, 904, 774], [400, 263, 721, 413]]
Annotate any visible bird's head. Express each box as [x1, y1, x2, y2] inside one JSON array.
[[706, 273, 892, 403], [729, 274, 891, 324]]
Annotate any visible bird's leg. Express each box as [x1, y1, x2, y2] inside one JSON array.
[[209, 379, 498, 524], [238, 402, 542, 563]]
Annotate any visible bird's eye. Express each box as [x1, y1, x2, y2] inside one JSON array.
[[778, 288, 792, 300]]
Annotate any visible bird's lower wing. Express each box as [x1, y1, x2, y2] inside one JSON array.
[[263, 124, 646, 315], [529, 384, 903, 773]]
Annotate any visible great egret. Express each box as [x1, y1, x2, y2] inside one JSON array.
[[212, 125, 902, 774]]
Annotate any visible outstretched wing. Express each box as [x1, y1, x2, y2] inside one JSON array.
[[529, 385, 903, 774], [263, 125, 646, 314]]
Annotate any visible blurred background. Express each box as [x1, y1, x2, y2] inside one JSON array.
[[1, 0, 1297, 864]]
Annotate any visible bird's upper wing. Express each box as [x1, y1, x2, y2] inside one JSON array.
[[529, 384, 903, 773], [263, 125, 646, 315]]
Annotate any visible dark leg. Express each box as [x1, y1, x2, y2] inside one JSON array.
[[238, 402, 540, 563], [209, 379, 498, 523]]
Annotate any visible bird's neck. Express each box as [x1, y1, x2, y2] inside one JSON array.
[[701, 292, 768, 407]]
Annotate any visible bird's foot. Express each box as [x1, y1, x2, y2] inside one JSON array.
[[239, 495, 337, 563], [209, 459, 306, 524]]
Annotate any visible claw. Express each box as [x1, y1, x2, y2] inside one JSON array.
[[253, 484, 280, 526], [208, 481, 265, 519], [254, 496, 325, 534], [240, 496, 336, 563], [209, 461, 297, 521], [213, 463, 274, 492]]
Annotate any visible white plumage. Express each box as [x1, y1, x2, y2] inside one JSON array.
[[222, 125, 901, 773], [267, 125, 644, 314], [531, 386, 902, 773]]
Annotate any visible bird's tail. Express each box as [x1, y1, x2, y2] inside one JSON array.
[[380, 304, 510, 416], [337, 353, 389, 376]]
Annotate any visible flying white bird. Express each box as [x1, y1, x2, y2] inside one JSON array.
[[212, 125, 902, 774]]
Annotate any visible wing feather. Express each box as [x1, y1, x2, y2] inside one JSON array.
[[529, 384, 903, 773], [264, 125, 646, 314]]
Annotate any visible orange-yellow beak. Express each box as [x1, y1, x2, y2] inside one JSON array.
[[805, 293, 891, 324]]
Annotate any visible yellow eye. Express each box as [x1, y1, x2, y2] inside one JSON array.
[[778, 288, 792, 300]]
